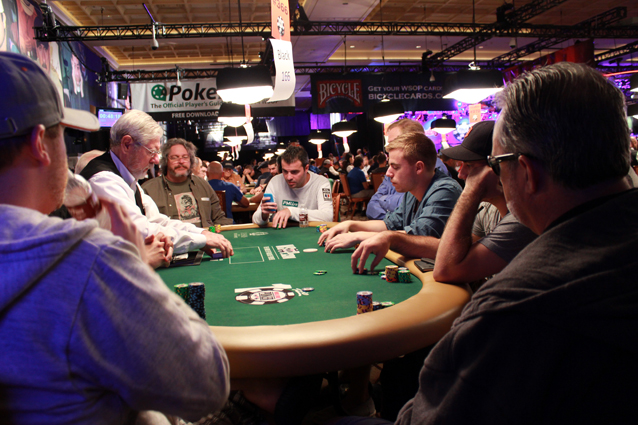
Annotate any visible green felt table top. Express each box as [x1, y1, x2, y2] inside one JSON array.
[[157, 227, 420, 327]]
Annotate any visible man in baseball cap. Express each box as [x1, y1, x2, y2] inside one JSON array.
[[0, 52, 230, 422], [434, 120, 536, 286]]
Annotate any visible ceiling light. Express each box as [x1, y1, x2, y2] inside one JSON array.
[[216, 65, 274, 104], [372, 98, 404, 124], [628, 104, 638, 119], [223, 125, 247, 146], [416, 45, 421, 49], [218, 102, 249, 127], [442, 69, 503, 104], [309, 130, 330, 145], [349, 45, 355, 48], [263, 152, 275, 160], [630, 74, 638, 92], [331, 120, 358, 138], [430, 115, 456, 134]]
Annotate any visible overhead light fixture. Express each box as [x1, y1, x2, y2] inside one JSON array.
[[175, 66, 181, 87], [263, 152, 275, 160], [331, 120, 357, 138], [442, 69, 504, 104], [628, 103, 638, 119], [308, 130, 330, 145], [275, 142, 287, 155], [431, 115, 456, 134], [372, 98, 404, 124], [630, 74, 638, 92], [223, 125, 247, 146], [218, 102, 250, 127], [216, 65, 274, 104]]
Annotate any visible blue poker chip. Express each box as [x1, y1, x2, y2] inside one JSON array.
[[302, 287, 315, 292]]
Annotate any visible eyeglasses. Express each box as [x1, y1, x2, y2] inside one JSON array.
[[168, 155, 190, 162], [136, 142, 162, 158], [487, 153, 520, 176]]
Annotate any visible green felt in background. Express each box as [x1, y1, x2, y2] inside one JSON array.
[[157, 227, 420, 327]]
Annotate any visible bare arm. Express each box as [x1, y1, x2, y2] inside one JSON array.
[[238, 195, 250, 208], [434, 165, 507, 283], [352, 231, 440, 273]]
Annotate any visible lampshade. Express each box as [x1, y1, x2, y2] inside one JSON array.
[[223, 125, 247, 146], [263, 152, 275, 160], [309, 130, 330, 145], [431, 116, 456, 134], [628, 103, 638, 119], [216, 65, 274, 104], [331, 120, 358, 138], [442, 70, 504, 104], [218, 102, 250, 127], [372, 99, 404, 124], [275, 142, 287, 155], [630, 74, 638, 92]]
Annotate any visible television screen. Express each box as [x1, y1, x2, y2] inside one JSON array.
[[97, 108, 125, 128]]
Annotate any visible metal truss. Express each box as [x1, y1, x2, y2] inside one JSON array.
[[595, 40, 638, 64], [426, 0, 568, 67], [35, 21, 638, 43], [489, 7, 627, 67]]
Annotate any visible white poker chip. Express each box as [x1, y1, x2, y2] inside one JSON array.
[[303, 248, 318, 253]]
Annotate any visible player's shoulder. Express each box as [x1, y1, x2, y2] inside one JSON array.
[[141, 175, 163, 190]]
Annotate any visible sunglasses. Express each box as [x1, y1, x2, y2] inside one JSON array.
[[487, 153, 520, 176]]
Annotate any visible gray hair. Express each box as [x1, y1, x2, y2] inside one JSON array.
[[110, 109, 164, 149], [159, 138, 198, 175], [496, 62, 630, 189]]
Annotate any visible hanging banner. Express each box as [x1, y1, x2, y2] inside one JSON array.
[[311, 72, 455, 114], [269, 38, 295, 102], [271, 0, 290, 41], [131, 80, 295, 121]]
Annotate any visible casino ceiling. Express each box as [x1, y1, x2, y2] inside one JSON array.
[[46, 0, 638, 100]]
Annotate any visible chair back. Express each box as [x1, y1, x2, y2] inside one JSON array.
[[332, 179, 340, 195], [332, 193, 341, 222], [339, 173, 352, 197], [371, 173, 385, 192], [214, 190, 227, 216]]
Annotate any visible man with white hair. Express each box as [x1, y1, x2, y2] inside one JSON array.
[[81, 109, 233, 257]]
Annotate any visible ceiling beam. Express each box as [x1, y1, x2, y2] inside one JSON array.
[[488, 7, 627, 68], [35, 21, 638, 42], [426, 0, 569, 67]]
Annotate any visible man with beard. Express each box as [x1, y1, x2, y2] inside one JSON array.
[[142, 138, 232, 228]]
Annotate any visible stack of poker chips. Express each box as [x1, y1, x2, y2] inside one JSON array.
[[209, 224, 222, 233], [174, 284, 190, 302], [357, 291, 373, 314], [316, 224, 328, 233], [385, 265, 399, 283], [188, 282, 206, 319], [398, 267, 412, 283]]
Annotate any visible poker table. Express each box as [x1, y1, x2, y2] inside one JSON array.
[[157, 222, 470, 379]]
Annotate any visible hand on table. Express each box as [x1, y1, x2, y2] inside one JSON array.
[[101, 198, 146, 263], [272, 208, 292, 229], [351, 232, 391, 273], [323, 232, 363, 253], [250, 185, 264, 195], [144, 233, 171, 268], [317, 222, 350, 247], [202, 230, 234, 257]]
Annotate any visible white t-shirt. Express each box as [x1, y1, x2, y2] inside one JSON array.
[[252, 172, 333, 225]]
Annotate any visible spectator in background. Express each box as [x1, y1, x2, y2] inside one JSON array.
[[309, 159, 320, 174], [222, 161, 245, 193], [370, 153, 388, 175], [208, 161, 249, 223], [347, 156, 373, 198]]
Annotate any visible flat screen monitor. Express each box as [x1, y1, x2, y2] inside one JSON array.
[[97, 108, 125, 128]]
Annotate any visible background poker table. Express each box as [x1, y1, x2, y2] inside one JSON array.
[[157, 222, 470, 379]]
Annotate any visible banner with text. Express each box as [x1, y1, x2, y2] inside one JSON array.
[[311, 72, 455, 114], [269, 38, 295, 102], [131, 80, 295, 121]]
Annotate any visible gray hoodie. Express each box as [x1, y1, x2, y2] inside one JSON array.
[[0, 204, 230, 424]]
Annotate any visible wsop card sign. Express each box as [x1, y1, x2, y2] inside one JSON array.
[[269, 0, 295, 102]]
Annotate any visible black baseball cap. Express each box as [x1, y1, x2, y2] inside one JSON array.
[[258, 161, 268, 169], [0, 52, 99, 140], [441, 121, 495, 162], [222, 161, 234, 168]]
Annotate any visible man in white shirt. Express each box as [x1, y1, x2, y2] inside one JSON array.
[[253, 145, 332, 228], [81, 109, 233, 257]]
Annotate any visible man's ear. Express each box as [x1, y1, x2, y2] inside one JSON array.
[[518, 154, 541, 194], [27, 125, 51, 166], [414, 160, 425, 175], [121, 135, 135, 152]]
